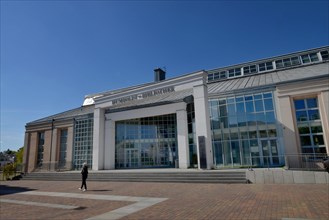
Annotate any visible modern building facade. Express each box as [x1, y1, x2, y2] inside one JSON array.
[[23, 46, 329, 172]]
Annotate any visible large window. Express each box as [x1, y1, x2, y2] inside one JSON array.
[[59, 129, 68, 168], [73, 116, 93, 169], [115, 114, 177, 169], [209, 91, 282, 168], [37, 132, 45, 167], [187, 103, 197, 167], [294, 97, 326, 155]]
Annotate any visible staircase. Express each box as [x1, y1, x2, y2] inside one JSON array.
[[22, 170, 247, 184]]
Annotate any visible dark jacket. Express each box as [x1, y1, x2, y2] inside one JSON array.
[[81, 166, 88, 179]]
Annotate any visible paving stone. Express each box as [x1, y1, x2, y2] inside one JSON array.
[[1, 180, 328, 220]]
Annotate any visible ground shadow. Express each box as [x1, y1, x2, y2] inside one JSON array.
[[0, 184, 35, 196], [88, 189, 112, 192]]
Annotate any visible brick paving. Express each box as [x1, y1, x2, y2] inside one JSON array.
[[0, 180, 328, 220]]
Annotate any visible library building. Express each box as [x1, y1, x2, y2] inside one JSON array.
[[23, 46, 329, 172]]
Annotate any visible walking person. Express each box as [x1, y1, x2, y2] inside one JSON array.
[[79, 162, 88, 191]]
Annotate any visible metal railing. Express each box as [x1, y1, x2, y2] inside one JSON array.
[[21, 153, 329, 173], [214, 153, 328, 171]]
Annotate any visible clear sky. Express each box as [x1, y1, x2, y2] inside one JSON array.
[[1, 0, 328, 151]]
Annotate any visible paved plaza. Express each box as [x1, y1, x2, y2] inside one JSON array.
[[0, 180, 328, 220]]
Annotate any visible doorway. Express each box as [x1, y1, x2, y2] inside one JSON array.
[[259, 139, 280, 167]]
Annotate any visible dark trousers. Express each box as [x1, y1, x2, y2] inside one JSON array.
[[81, 177, 87, 189]]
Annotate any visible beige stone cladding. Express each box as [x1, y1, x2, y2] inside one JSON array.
[[276, 76, 329, 167], [24, 120, 74, 173]]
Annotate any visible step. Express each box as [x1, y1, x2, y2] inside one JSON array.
[[22, 170, 247, 184]]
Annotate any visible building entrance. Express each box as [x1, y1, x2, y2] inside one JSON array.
[[115, 114, 177, 169], [259, 139, 280, 167], [125, 149, 139, 168]]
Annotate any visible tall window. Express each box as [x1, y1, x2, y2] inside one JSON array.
[[115, 114, 177, 169], [294, 98, 326, 155], [187, 103, 197, 167], [73, 116, 93, 169], [59, 129, 68, 168], [209, 92, 281, 168], [37, 132, 45, 167]]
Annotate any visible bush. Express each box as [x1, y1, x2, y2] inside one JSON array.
[[3, 163, 16, 180]]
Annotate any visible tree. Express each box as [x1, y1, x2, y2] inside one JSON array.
[[16, 147, 24, 164]]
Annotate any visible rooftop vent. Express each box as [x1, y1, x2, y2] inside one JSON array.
[[154, 68, 166, 82]]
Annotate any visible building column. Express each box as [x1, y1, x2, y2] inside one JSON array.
[[319, 91, 329, 153], [193, 84, 214, 169], [176, 108, 189, 169], [104, 118, 115, 169], [92, 108, 105, 170]]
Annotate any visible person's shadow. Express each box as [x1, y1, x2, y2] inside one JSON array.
[[87, 189, 112, 192]]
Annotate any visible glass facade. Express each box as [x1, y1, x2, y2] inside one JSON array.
[[73, 115, 94, 169], [59, 129, 68, 168], [294, 97, 326, 155], [209, 91, 283, 168], [187, 103, 197, 167], [115, 114, 177, 169]]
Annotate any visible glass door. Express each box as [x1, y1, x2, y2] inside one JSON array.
[[125, 149, 139, 168], [259, 139, 279, 167]]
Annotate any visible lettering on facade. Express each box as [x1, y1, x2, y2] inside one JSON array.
[[111, 86, 175, 105]]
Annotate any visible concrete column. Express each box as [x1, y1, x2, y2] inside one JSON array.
[[193, 84, 214, 169], [176, 108, 189, 169], [50, 128, 58, 171], [28, 132, 38, 172], [277, 96, 299, 155], [66, 126, 74, 170], [92, 108, 105, 170], [319, 91, 329, 153], [104, 118, 115, 169]]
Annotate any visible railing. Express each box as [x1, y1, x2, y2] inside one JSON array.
[[21, 153, 329, 173], [284, 154, 328, 171], [215, 154, 328, 171]]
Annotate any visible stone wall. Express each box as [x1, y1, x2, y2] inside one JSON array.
[[247, 169, 329, 184]]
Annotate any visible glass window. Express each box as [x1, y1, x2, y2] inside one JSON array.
[[294, 99, 305, 110], [306, 98, 317, 108], [245, 101, 254, 113], [313, 135, 324, 145], [275, 60, 284, 69], [300, 136, 311, 146], [320, 50, 329, 60], [294, 97, 326, 156], [301, 54, 310, 64], [308, 110, 320, 120], [311, 126, 323, 133], [245, 95, 253, 101], [228, 68, 241, 77], [236, 102, 245, 113], [73, 116, 94, 169], [309, 53, 319, 62], [115, 114, 177, 169], [255, 100, 264, 112], [265, 112, 276, 124], [227, 104, 236, 115], [220, 71, 227, 79], [264, 99, 274, 111], [298, 126, 310, 134], [296, 111, 308, 122], [210, 92, 280, 168]]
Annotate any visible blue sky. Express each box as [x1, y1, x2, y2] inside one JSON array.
[[1, 0, 328, 151]]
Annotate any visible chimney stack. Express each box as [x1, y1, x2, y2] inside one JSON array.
[[154, 68, 166, 82]]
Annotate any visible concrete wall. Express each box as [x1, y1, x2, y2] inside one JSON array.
[[247, 169, 329, 184]]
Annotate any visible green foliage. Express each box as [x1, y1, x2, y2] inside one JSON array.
[[16, 147, 24, 164], [3, 163, 16, 180]]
